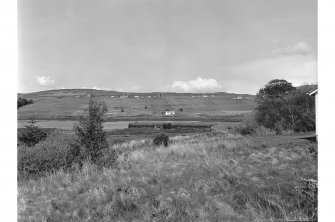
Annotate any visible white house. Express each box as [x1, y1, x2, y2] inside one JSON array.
[[164, 109, 175, 116], [309, 88, 318, 140], [233, 96, 243, 100]]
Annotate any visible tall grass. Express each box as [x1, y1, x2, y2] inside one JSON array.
[[18, 133, 317, 221]]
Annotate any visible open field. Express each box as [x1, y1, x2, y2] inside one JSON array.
[[18, 130, 317, 222], [18, 89, 255, 120]]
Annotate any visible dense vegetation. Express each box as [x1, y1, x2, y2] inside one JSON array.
[[153, 133, 170, 147], [17, 97, 33, 109], [255, 80, 316, 133], [18, 117, 48, 147], [72, 98, 112, 164]]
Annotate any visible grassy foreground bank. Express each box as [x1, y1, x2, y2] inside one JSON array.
[[18, 132, 317, 222]]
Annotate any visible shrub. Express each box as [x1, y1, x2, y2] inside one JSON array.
[[73, 98, 110, 163], [18, 118, 48, 146], [179, 108, 183, 112], [17, 97, 33, 109], [153, 133, 170, 147], [18, 131, 74, 180], [121, 108, 124, 112], [162, 123, 172, 129], [255, 80, 316, 132], [235, 125, 255, 136], [145, 106, 147, 109]]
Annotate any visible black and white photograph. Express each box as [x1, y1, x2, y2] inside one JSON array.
[[12, 0, 322, 221]]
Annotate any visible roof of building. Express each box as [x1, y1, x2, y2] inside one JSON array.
[[308, 88, 318, 96]]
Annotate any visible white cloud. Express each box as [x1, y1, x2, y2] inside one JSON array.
[[36, 76, 56, 86], [169, 77, 223, 92], [220, 54, 317, 94], [273, 42, 312, 56]]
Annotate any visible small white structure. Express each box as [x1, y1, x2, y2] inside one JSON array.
[[110, 96, 114, 98], [233, 96, 243, 100], [202, 95, 208, 98], [120, 95, 128, 98], [308, 88, 318, 140], [134, 96, 139, 98], [164, 109, 175, 116]]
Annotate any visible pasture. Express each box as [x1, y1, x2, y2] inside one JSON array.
[[18, 89, 255, 120]]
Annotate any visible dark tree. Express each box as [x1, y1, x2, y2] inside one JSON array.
[[17, 98, 33, 109], [18, 116, 47, 146], [255, 79, 315, 132], [256, 79, 295, 102], [73, 98, 109, 162]]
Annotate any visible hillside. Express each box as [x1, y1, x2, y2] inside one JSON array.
[[18, 89, 256, 120]]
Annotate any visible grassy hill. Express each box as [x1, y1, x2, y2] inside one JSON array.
[[18, 89, 256, 120]]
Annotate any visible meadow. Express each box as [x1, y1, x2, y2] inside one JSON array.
[[18, 129, 317, 221], [18, 89, 255, 120]]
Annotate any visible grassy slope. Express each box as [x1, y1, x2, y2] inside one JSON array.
[[18, 89, 256, 120], [18, 133, 317, 222]]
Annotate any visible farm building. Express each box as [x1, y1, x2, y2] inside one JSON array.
[[309, 88, 318, 140], [164, 109, 175, 116], [233, 96, 243, 100]]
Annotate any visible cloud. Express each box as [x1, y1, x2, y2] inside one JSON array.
[[91, 86, 111, 90], [169, 77, 223, 92], [220, 54, 317, 94], [36, 76, 56, 86], [273, 42, 312, 56]]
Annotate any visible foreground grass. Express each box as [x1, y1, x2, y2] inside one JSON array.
[[18, 133, 317, 221]]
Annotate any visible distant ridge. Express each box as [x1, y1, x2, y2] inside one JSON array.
[[18, 88, 255, 98]]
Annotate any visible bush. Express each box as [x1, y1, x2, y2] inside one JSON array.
[[145, 106, 147, 109], [235, 125, 255, 136], [18, 131, 74, 180], [255, 80, 316, 132], [121, 108, 124, 112], [18, 118, 48, 146], [17, 97, 33, 109], [153, 133, 170, 147], [162, 123, 172, 129], [73, 98, 110, 163], [179, 108, 183, 112]]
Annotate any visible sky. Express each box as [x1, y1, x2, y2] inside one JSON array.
[[18, 0, 317, 94]]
